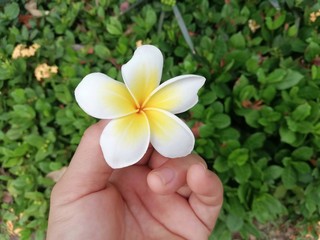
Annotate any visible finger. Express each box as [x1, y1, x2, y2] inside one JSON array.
[[148, 150, 169, 169], [147, 153, 206, 195], [187, 164, 223, 231], [135, 145, 154, 166], [51, 120, 113, 204]]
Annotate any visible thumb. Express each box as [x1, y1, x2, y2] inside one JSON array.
[[51, 120, 113, 205], [147, 153, 206, 195]]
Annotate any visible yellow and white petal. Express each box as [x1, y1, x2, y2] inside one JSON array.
[[144, 75, 205, 114], [100, 113, 150, 168], [145, 109, 194, 158], [75, 72, 137, 119], [121, 45, 163, 106]]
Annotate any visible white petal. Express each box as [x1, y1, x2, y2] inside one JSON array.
[[75, 72, 137, 119], [100, 113, 150, 168], [145, 109, 194, 158], [144, 75, 205, 114], [121, 45, 163, 106]]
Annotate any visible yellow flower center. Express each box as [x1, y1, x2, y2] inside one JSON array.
[[136, 106, 143, 113]]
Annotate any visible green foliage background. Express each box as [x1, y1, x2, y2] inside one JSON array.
[[1, 0, 320, 239]]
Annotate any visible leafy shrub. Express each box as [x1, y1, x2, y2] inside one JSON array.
[[0, 0, 320, 239]]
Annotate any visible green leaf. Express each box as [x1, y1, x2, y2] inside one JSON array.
[[94, 44, 111, 59], [281, 166, 297, 189], [12, 105, 36, 120], [13, 144, 29, 157], [279, 124, 296, 145], [288, 25, 298, 37], [198, 122, 214, 137], [296, 121, 313, 134], [213, 36, 228, 62], [229, 32, 246, 49], [291, 103, 311, 121], [145, 7, 157, 30], [305, 192, 317, 215], [3, 157, 23, 168], [239, 85, 258, 101], [226, 214, 244, 232], [291, 161, 311, 174], [305, 42, 320, 62], [24, 192, 44, 201], [228, 148, 249, 166], [21, 25, 29, 41], [213, 156, 229, 173], [243, 110, 260, 128], [6, 127, 22, 140], [265, 11, 286, 30], [35, 148, 51, 162], [106, 17, 123, 35], [292, 146, 313, 161], [252, 193, 285, 223], [4, 2, 20, 20], [0, 59, 15, 80], [244, 132, 266, 150], [237, 184, 249, 203], [234, 163, 252, 183], [228, 197, 247, 218], [218, 127, 240, 141], [201, 91, 217, 105], [97, 6, 105, 18], [24, 134, 45, 148], [10, 88, 26, 104], [190, 104, 204, 118], [311, 65, 320, 80], [246, 55, 260, 73], [53, 84, 72, 104], [290, 38, 306, 53], [264, 165, 283, 181], [265, 69, 286, 84], [219, 140, 241, 156], [274, 185, 287, 199], [211, 113, 231, 129], [275, 69, 304, 90], [35, 99, 52, 119]]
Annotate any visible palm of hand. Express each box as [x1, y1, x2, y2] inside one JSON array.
[[47, 122, 223, 240], [60, 165, 212, 240], [110, 166, 211, 239]]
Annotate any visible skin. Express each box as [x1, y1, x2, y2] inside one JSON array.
[[47, 120, 223, 240]]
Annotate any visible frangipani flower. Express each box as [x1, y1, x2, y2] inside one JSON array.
[[75, 45, 205, 168]]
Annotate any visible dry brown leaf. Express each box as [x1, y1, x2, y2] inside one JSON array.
[[2, 192, 13, 204], [25, 0, 50, 18], [191, 121, 203, 138]]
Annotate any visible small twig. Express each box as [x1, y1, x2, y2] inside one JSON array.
[[172, 4, 195, 54], [157, 10, 165, 35]]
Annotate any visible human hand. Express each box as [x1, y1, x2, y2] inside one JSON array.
[[47, 120, 223, 240]]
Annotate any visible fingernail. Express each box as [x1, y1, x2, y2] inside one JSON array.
[[199, 163, 207, 172], [195, 163, 207, 174], [155, 168, 175, 185]]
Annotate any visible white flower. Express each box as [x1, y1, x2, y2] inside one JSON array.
[[75, 45, 205, 168]]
